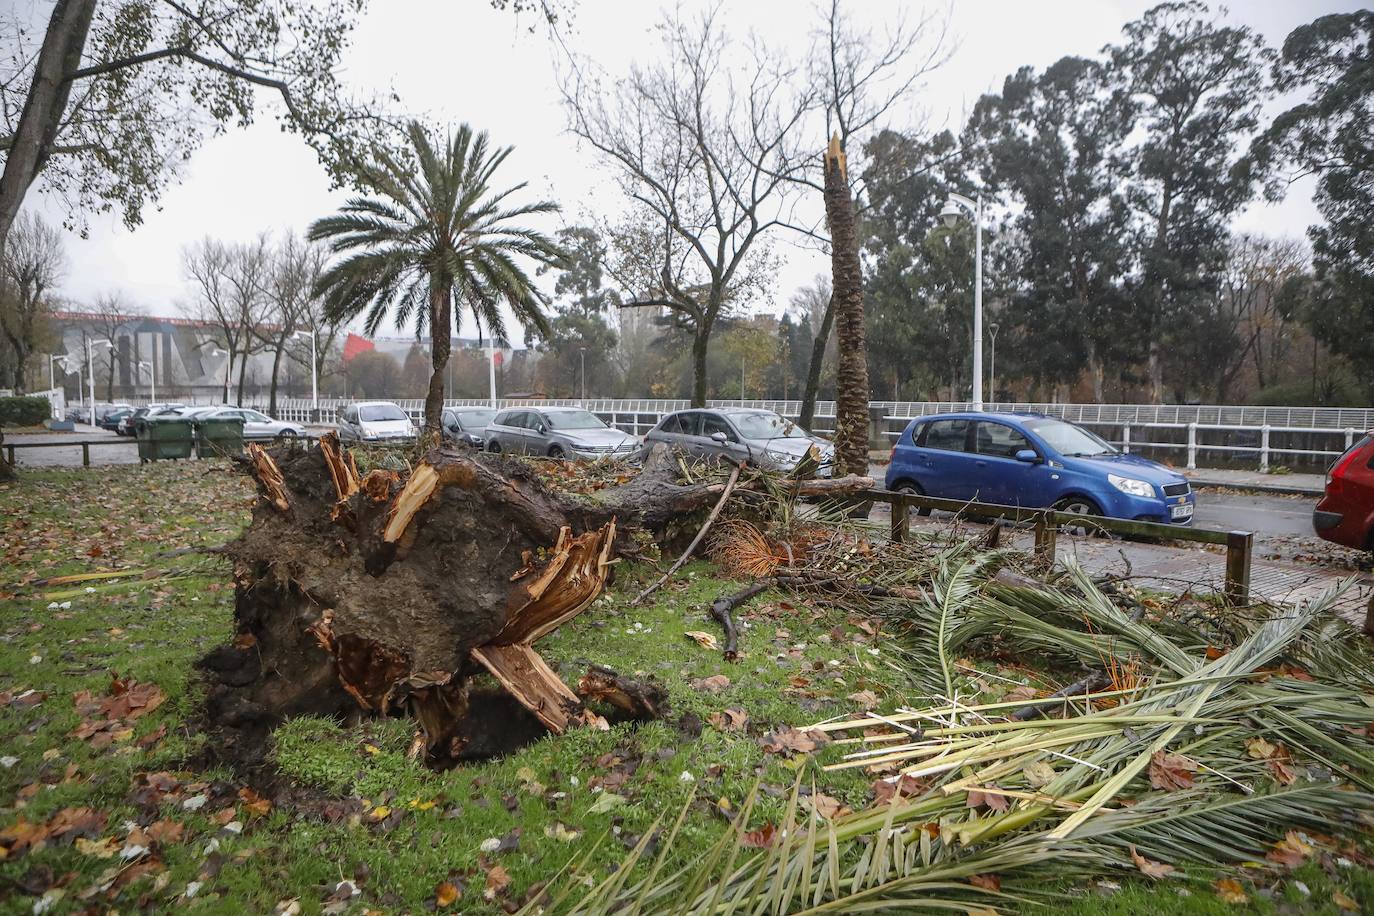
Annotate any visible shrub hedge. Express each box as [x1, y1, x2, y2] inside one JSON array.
[[0, 395, 53, 427]]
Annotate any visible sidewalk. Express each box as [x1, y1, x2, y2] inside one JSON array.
[[1183, 467, 1324, 496], [884, 511, 1371, 625]]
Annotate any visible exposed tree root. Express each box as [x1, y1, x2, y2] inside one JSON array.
[[206, 441, 863, 769]]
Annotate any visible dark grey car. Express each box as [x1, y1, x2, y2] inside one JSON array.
[[484, 406, 638, 459], [645, 408, 834, 475], [442, 407, 495, 447]]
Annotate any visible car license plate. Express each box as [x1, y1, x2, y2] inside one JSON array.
[[1170, 504, 1193, 521]]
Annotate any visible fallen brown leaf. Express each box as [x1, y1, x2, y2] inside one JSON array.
[[1129, 844, 1175, 879], [435, 881, 460, 907], [708, 707, 748, 732], [1147, 750, 1196, 791], [871, 774, 929, 804], [691, 675, 731, 693], [966, 789, 1011, 813], [484, 864, 511, 901], [808, 792, 851, 819], [1214, 877, 1248, 904], [759, 725, 829, 756], [740, 823, 777, 848]]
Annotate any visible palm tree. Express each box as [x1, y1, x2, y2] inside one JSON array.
[[309, 121, 564, 437]]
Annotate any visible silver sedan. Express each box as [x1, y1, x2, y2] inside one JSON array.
[[644, 408, 833, 475]]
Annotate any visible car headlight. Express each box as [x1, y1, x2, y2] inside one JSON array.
[[466, 434, 482, 445], [1108, 474, 1155, 498], [764, 450, 800, 467]]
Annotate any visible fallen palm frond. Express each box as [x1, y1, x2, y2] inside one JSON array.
[[536, 565, 1374, 914]]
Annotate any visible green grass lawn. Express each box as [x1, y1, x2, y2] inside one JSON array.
[[0, 463, 1369, 914]]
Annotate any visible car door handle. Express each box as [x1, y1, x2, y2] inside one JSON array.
[[975, 460, 988, 467]]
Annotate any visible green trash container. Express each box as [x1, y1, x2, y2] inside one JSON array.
[[136, 417, 194, 462], [196, 417, 245, 458]]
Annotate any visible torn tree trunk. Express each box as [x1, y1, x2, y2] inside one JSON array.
[[206, 440, 874, 768]]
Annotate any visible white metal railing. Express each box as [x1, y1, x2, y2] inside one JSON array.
[[881, 416, 1361, 472], [113, 395, 1368, 471]]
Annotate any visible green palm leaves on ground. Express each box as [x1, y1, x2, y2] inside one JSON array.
[[309, 121, 564, 433], [533, 565, 1374, 914]]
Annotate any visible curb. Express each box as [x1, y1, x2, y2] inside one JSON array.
[[1190, 478, 1323, 498]]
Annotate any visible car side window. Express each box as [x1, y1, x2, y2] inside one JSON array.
[[701, 414, 735, 441], [975, 422, 1031, 459], [920, 419, 972, 452], [658, 413, 685, 435]]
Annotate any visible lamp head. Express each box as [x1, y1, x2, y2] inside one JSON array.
[[939, 197, 963, 229]]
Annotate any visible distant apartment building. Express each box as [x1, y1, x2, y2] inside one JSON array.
[[41, 310, 517, 403]]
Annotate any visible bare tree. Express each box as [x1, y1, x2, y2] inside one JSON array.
[[80, 291, 142, 400], [1241, 236, 1307, 391], [0, 211, 65, 391], [791, 275, 833, 428], [255, 233, 324, 415], [563, 5, 810, 406], [183, 235, 270, 404]]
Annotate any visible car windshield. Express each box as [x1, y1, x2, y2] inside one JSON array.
[[732, 412, 806, 439], [360, 404, 408, 422], [544, 410, 606, 430], [456, 409, 494, 426], [1024, 418, 1116, 457]]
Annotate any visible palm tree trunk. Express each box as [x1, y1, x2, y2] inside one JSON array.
[[823, 137, 870, 477], [799, 294, 834, 431], [425, 287, 452, 438]]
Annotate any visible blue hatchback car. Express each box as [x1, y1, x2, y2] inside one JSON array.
[[885, 412, 1196, 525]]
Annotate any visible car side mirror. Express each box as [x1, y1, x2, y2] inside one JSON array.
[[1015, 448, 1041, 463], [537, 424, 548, 435], [710, 431, 728, 443]]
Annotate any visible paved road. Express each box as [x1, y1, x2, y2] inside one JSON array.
[[5, 426, 143, 467], [1192, 490, 1316, 538]]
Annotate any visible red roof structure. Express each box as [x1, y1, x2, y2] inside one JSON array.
[[342, 333, 376, 362]]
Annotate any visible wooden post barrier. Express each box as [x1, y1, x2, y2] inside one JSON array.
[[890, 493, 909, 543], [1224, 530, 1253, 605]]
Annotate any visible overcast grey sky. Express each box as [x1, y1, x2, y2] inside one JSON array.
[[27, 0, 1361, 339]]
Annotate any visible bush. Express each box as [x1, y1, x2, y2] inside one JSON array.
[[0, 395, 51, 427]]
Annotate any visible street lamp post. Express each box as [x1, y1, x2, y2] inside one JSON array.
[[486, 342, 497, 409], [988, 322, 1000, 408], [292, 329, 318, 419], [48, 354, 67, 390], [137, 360, 155, 404], [86, 339, 112, 425], [205, 348, 230, 404], [579, 347, 586, 406], [939, 192, 985, 411]]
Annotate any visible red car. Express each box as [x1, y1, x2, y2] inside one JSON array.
[[1314, 431, 1374, 550]]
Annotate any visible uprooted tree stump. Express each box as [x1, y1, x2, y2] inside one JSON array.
[[200, 435, 872, 768]]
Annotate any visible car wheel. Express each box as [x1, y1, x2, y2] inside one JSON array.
[[276, 430, 298, 442], [548, 445, 566, 460], [895, 482, 932, 517], [1054, 496, 1103, 536], [487, 440, 502, 454]]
